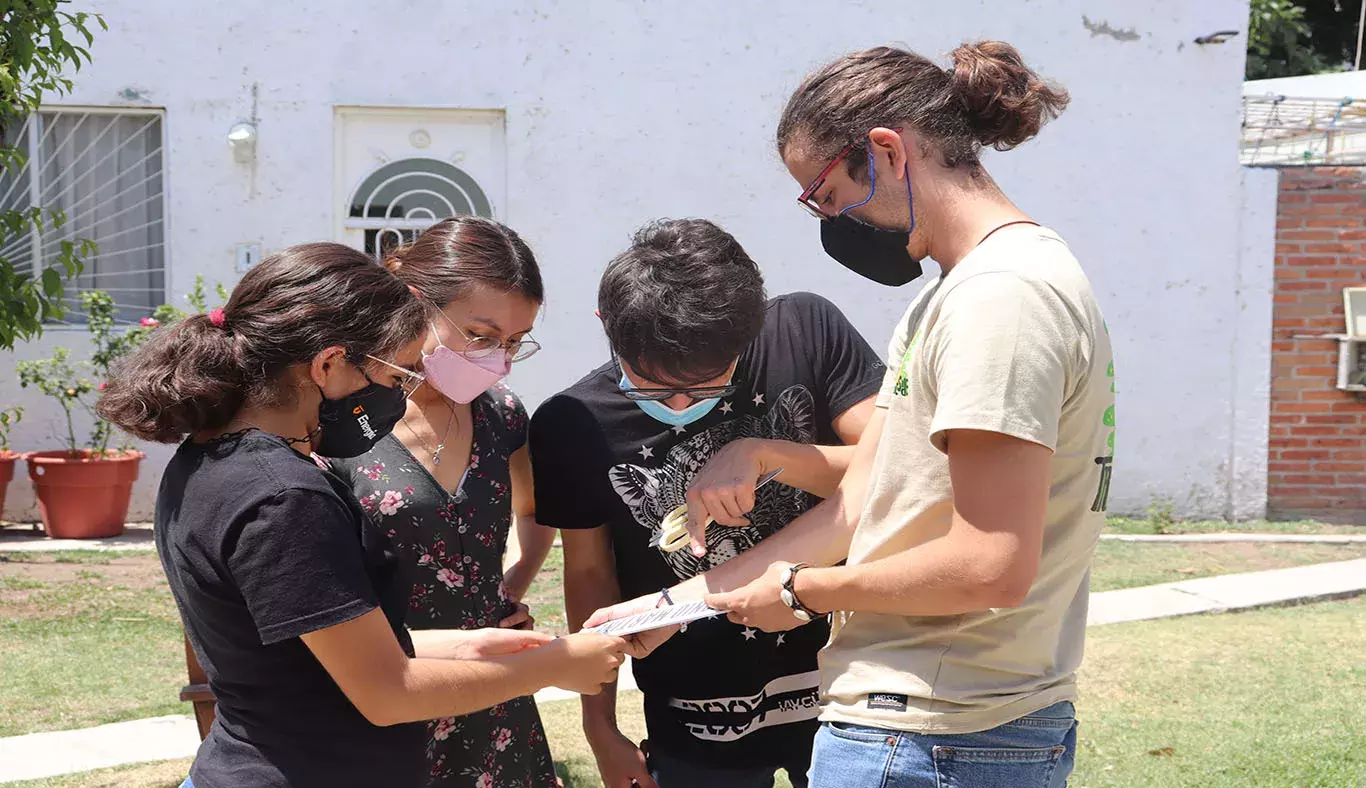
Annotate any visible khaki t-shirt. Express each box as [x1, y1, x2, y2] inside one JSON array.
[[820, 224, 1115, 734]]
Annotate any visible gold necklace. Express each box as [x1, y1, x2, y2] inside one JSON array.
[[403, 398, 458, 465]]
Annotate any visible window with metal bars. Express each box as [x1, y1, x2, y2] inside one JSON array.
[[0, 108, 166, 324]]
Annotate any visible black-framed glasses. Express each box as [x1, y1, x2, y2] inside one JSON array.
[[614, 356, 738, 402], [619, 383, 738, 403], [440, 316, 541, 363]]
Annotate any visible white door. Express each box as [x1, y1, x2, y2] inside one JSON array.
[[333, 108, 506, 259]]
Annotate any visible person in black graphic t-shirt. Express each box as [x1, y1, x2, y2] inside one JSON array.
[[530, 219, 884, 787]]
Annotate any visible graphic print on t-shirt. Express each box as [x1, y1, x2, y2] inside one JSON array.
[[669, 670, 822, 742], [891, 328, 920, 397], [607, 385, 817, 581]]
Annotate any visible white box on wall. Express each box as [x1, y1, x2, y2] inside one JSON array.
[[1345, 287, 1366, 337], [1337, 338, 1366, 392]]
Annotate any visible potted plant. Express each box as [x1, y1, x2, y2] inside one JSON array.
[[0, 407, 21, 522], [17, 293, 145, 538], [14, 280, 224, 539]]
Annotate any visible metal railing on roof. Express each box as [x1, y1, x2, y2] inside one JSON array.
[[1241, 94, 1366, 166]]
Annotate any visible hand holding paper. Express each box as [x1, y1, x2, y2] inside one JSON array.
[[583, 599, 721, 637]]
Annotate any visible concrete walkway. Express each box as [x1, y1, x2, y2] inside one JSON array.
[[0, 669, 639, 783], [1099, 532, 1366, 544], [0, 523, 155, 553], [0, 716, 199, 783], [1087, 557, 1366, 625], [3, 554, 1365, 782]]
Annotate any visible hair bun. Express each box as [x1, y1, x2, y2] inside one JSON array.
[[949, 40, 1069, 151]]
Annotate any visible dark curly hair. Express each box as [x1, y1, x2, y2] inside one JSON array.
[[598, 219, 766, 384]]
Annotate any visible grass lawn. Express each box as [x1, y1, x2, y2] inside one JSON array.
[[3, 527, 1363, 787], [5, 539, 1365, 733], [1089, 540, 1366, 592], [522, 545, 567, 635], [0, 549, 185, 737], [20, 599, 1364, 787], [1072, 596, 1366, 787], [523, 543, 567, 635], [6, 759, 192, 788], [1104, 516, 1361, 536], [520, 542, 1366, 634]]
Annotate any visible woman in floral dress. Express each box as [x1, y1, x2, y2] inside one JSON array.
[[330, 217, 559, 787]]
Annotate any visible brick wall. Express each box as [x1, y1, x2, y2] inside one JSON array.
[[1269, 166, 1366, 524]]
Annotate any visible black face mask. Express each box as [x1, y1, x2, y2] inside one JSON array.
[[818, 151, 923, 287], [314, 375, 407, 458], [820, 215, 923, 287]]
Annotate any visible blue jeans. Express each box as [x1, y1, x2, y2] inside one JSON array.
[[807, 701, 1077, 788], [649, 746, 811, 788]]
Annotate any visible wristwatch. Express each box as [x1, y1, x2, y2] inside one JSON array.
[[779, 563, 821, 622]]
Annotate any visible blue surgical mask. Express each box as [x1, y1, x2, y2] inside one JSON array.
[[619, 373, 725, 428]]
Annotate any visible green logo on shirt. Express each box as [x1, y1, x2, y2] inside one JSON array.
[[1091, 360, 1116, 512], [892, 330, 921, 397]]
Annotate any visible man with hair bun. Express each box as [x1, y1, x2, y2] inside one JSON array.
[[587, 42, 1114, 787]]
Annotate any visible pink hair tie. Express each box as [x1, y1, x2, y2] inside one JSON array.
[[208, 308, 226, 328]]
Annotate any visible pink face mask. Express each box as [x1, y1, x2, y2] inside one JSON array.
[[421, 324, 511, 404]]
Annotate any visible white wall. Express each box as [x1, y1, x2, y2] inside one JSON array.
[[1244, 70, 1366, 98], [1, 0, 1259, 521], [1229, 167, 1279, 520]]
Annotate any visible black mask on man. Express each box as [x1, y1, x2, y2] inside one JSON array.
[[820, 215, 923, 287], [818, 153, 923, 287]]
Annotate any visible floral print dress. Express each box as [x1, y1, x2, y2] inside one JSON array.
[[330, 383, 557, 788]]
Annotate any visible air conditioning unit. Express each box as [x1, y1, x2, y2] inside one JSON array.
[[1347, 286, 1366, 338], [1341, 287, 1366, 392], [1339, 340, 1366, 391]]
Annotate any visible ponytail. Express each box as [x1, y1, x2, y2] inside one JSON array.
[[97, 242, 427, 443], [98, 314, 244, 442], [948, 41, 1070, 152]]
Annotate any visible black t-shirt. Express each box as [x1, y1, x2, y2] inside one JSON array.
[[155, 430, 425, 788], [530, 292, 884, 768]]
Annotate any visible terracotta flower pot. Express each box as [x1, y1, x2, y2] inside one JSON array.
[[0, 451, 18, 522], [25, 450, 143, 539]]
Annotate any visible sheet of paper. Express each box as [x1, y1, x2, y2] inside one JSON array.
[[583, 599, 722, 637]]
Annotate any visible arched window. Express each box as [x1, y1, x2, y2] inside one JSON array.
[[345, 158, 492, 258]]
